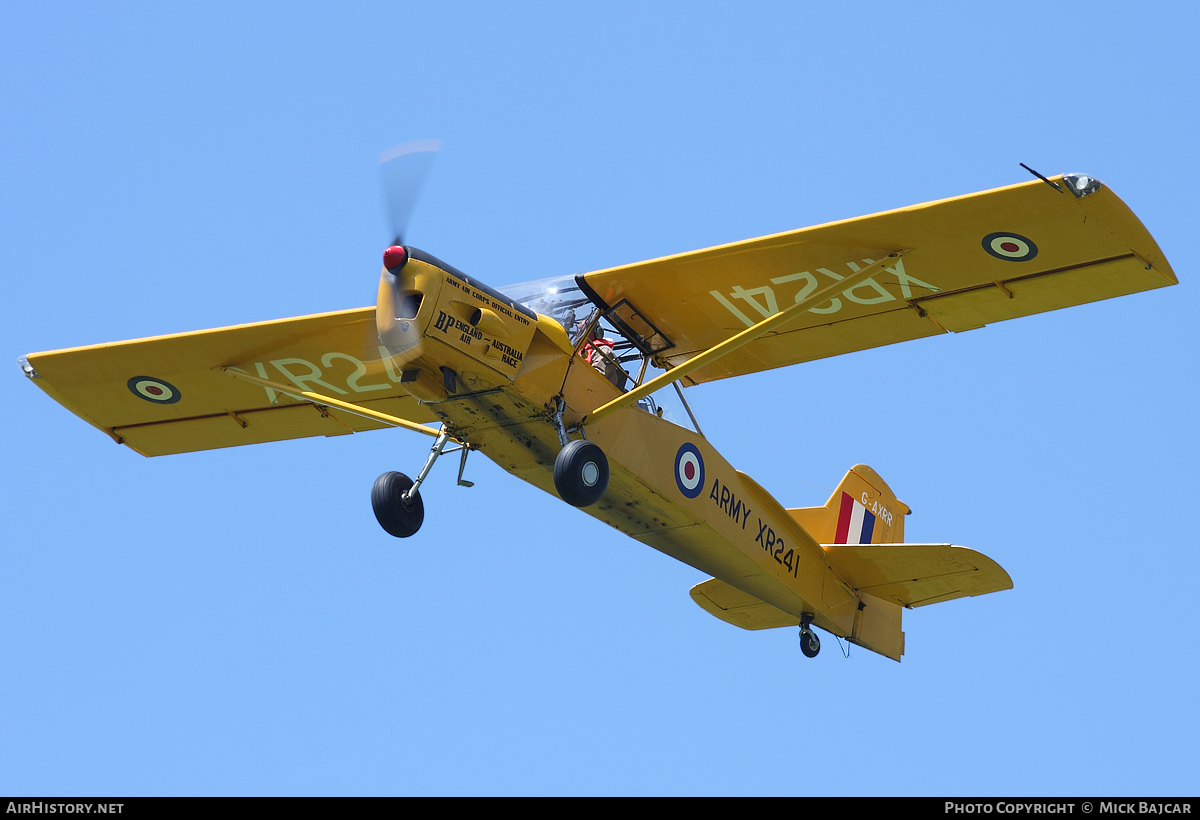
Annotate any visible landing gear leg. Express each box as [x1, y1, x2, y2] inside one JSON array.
[[799, 613, 821, 658], [551, 397, 609, 508], [371, 429, 451, 538]]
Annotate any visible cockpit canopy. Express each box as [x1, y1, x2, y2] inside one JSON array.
[[501, 275, 594, 344]]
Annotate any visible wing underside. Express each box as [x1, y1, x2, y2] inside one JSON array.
[[577, 176, 1176, 383], [24, 307, 436, 456]]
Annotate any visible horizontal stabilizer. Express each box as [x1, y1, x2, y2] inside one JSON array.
[[824, 543, 1012, 607], [690, 578, 798, 631]]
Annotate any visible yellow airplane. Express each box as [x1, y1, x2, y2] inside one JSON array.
[[20, 147, 1176, 661]]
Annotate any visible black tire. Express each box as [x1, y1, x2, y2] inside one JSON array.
[[553, 440, 609, 508], [800, 628, 821, 658], [371, 471, 425, 538]]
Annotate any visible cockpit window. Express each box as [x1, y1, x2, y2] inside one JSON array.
[[499, 275, 702, 434], [500, 276, 592, 340]]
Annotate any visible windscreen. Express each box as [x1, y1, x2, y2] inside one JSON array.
[[500, 275, 597, 344]]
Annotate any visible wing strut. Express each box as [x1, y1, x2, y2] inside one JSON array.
[[219, 367, 446, 439], [582, 250, 911, 425]]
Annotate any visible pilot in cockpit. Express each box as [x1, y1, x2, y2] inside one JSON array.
[[579, 324, 627, 389]]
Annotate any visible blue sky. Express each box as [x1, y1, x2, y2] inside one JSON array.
[[2, 1, 1197, 796]]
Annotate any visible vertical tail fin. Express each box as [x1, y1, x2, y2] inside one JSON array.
[[788, 464, 910, 544]]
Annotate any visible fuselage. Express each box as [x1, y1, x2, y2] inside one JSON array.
[[377, 248, 894, 650]]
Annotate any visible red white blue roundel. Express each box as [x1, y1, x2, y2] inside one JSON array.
[[675, 443, 705, 499], [127, 376, 181, 404], [982, 232, 1038, 262]]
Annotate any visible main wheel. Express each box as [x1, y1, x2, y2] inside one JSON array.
[[800, 628, 821, 658], [553, 440, 609, 507], [371, 471, 425, 537]]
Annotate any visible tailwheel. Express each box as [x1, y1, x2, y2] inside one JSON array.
[[553, 440, 609, 507], [372, 471, 425, 538], [799, 613, 820, 658]]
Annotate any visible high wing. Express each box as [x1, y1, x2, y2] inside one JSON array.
[[576, 174, 1176, 384], [22, 307, 436, 456]]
